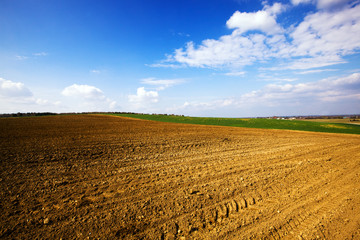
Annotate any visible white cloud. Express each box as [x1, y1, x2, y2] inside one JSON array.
[[291, 0, 354, 9], [241, 72, 360, 104], [146, 63, 185, 69], [226, 5, 284, 35], [61, 84, 118, 111], [0, 78, 33, 98], [290, 4, 360, 58], [61, 84, 105, 100], [258, 73, 298, 82], [291, 0, 313, 5], [140, 77, 185, 90], [16, 55, 28, 60], [172, 32, 286, 68], [263, 2, 287, 15], [0, 78, 63, 113], [128, 87, 159, 104], [225, 71, 246, 76], [35, 98, 49, 105], [171, 73, 360, 115], [287, 56, 347, 70], [90, 70, 101, 74], [316, 0, 353, 9], [0, 79, 118, 113], [297, 69, 338, 74], [173, 98, 236, 114], [15, 52, 48, 60], [127, 78, 185, 110], [177, 32, 190, 37], [159, 2, 360, 71], [33, 52, 48, 56], [166, 2, 290, 69]]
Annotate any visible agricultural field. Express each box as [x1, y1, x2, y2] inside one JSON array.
[[1, 114, 360, 239], [299, 118, 360, 125], [110, 113, 360, 135]]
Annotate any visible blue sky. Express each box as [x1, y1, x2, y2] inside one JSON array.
[[1, 0, 360, 117]]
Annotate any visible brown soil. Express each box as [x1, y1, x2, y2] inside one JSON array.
[[1, 114, 360, 239]]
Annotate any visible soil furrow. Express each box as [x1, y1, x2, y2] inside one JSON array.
[[1, 114, 359, 239]]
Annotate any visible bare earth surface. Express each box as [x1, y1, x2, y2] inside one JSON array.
[[1, 114, 360, 239]]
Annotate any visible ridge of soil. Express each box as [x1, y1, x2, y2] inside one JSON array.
[[1, 114, 360, 239]]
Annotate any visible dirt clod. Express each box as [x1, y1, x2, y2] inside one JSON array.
[[43, 218, 49, 225]]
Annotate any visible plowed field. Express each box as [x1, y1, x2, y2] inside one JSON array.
[[1, 114, 360, 239]]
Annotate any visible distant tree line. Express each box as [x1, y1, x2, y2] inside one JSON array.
[[0, 112, 186, 118], [303, 115, 360, 120], [0, 112, 57, 118], [0, 112, 357, 119]]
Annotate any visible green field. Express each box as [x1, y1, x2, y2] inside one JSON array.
[[108, 113, 360, 135], [299, 118, 360, 124]]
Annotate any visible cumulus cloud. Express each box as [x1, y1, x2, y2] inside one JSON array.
[[226, 4, 284, 35], [290, 4, 360, 57], [0, 78, 33, 98], [127, 78, 185, 110], [168, 3, 289, 68], [62, 84, 105, 100], [159, 1, 360, 71], [172, 32, 289, 68], [128, 87, 159, 104], [61, 84, 118, 111], [0, 77, 62, 113]]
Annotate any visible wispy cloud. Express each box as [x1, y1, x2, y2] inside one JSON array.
[[291, 0, 312, 6], [16, 52, 48, 60], [146, 63, 185, 69], [171, 73, 360, 114], [33, 52, 48, 56], [241, 72, 360, 104], [316, 0, 354, 10], [141, 77, 186, 90], [257, 73, 298, 82], [225, 71, 245, 76], [177, 32, 190, 37], [15, 55, 29, 60], [297, 69, 338, 74]]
